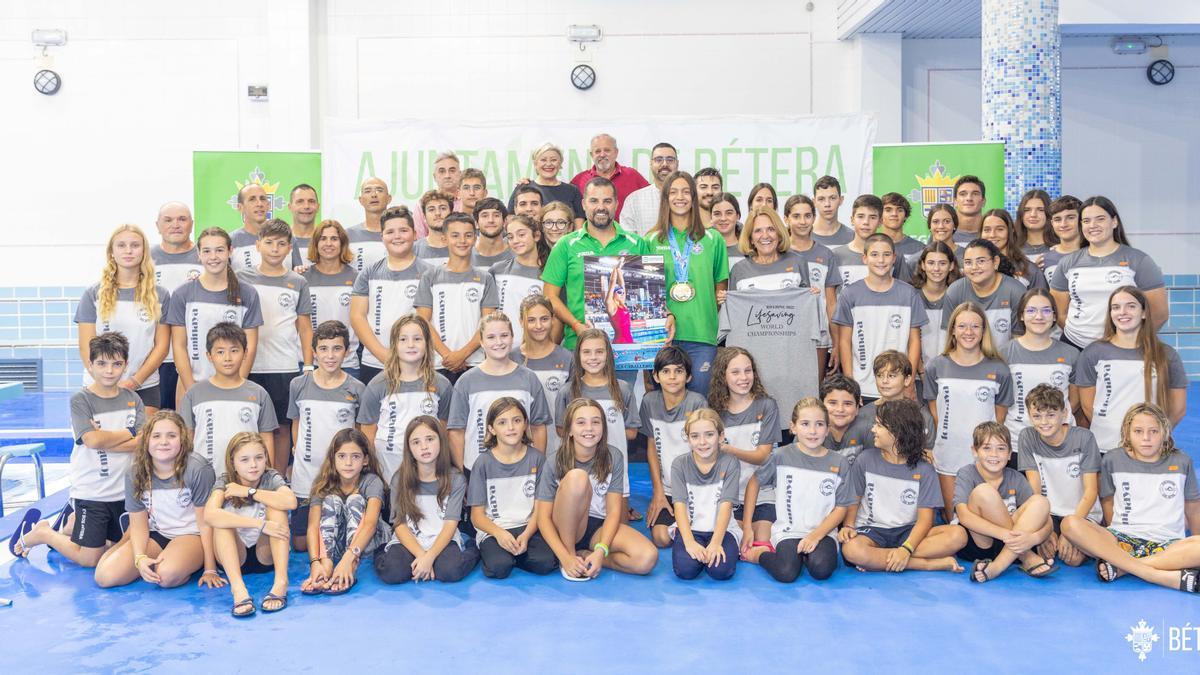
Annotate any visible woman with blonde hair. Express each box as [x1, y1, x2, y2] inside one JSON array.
[[76, 224, 171, 413], [510, 142, 584, 227]]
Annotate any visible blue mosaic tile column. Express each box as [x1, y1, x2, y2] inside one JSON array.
[[981, 0, 1061, 210]]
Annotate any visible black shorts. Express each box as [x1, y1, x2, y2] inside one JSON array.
[[238, 540, 275, 575], [857, 524, 914, 549], [135, 385, 161, 409], [149, 530, 172, 549], [71, 499, 125, 548], [248, 371, 298, 431], [574, 516, 606, 550], [652, 496, 676, 527], [1051, 514, 1064, 534], [733, 503, 777, 523], [158, 362, 179, 410], [289, 500, 312, 536], [957, 527, 1005, 561]]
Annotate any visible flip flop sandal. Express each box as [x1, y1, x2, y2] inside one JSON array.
[[324, 579, 357, 596], [1020, 559, 1060, 579], [50, 503, 73, 533], [739, 541, 775, 562], [1180, 569, 1200, 593], [8, 508, 41, 557], [626, 507, 643, 522], [300, 582, 326, 596], [560, 567, 592, 582], [970, 558, 994, 583], [260, 592, 288, 613], [1096, 559, 1118, 583], [231, 598, 256, 618]]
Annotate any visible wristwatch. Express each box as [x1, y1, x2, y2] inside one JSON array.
[[350, 545, 363, 559], [247, 487, 258, 501]]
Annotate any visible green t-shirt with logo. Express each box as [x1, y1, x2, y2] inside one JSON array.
[[541, 222, 647, 349], [644, 226, 729, 346]]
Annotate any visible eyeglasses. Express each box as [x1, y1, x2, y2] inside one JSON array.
[[651, 156, 678, 165], [542, 219, 571, 230], [1024, 307, 1054, 317]]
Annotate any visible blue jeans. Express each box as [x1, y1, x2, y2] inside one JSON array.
[[675, 340, 717, 396]]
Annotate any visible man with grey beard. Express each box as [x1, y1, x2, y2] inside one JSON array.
[[569, 133, 649, 221]]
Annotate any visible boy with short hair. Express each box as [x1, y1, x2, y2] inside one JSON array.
[[820, 374, 873, 465], [413, 190, 454, 267], [1017, 383, 1101, 566], [955, 421, 1056, 582], [640, 346, 708, 548], [811, 175, 853, 247], [858, 351, 934, 453], [415, 212, 500, 383], [286, 320, 367, 550], [178, 322, 278, 465], [459, 168, 489, 214], [511, 184, 544, 219], [833, 233, 927, 402], [832, 194, 884, 287], [12, 333, 145, 566], [879, 192, 925, 273], [238, 219, 313, 471], [471, 197, 514, 271]]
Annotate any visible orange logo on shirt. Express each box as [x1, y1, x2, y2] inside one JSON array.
[[287, 283, 295, 289], [345, 396, 356, 401], [848, 440, 859, 446], [720, 472, 726, 479], [1000, 300, 1010, 307], [531, 467, 538, 474], [127, 401, 137, 407], [1169, 465, 1179, 471], [785, 266, 794, 272], [815, 257, 825, 264], [248, 395, 257, 401], [986, 373, 997, 380], [1008, 489, 1016, 495], [1056, 357, 1065, 363], [344, 280, 354, 285], [1118, 261, 1130, 266], [756, 413, 763, 421], [830, 466, 840, 473], [912, 474, 922, 480]]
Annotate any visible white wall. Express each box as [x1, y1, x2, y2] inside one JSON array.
[[902, 35, 1200, 272]]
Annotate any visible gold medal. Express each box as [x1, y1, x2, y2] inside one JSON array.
[[669, 281, 695, 302]]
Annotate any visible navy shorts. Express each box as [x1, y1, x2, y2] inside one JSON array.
[[289, 500, 312, 536], [652, 496, 676, 527], [71, 499, 126, 548], [957, 526, 1005, 561], [857, 524, 915, 549], [574, 516, 606, 550], [248, 371, 298, 434], [733, 502, 776, 523]]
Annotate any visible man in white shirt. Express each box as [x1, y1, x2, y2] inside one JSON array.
[[619, 142, 678, 236]]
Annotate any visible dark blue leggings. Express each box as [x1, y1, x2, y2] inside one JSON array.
[[672, 531, 738, 580], [759, 536, 839, 582]]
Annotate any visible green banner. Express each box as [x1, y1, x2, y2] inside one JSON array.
[[872, 142, 1005, 238], [192, 151, 322, 236]]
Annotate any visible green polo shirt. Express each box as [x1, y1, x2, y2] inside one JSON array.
[[643, 226, 728, 345], [541, 222, 647, 349]]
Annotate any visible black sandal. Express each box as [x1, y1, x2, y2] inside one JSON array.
[[1180, 569, 1200, 593], [1020, 558, 1059, 578], [1096, 559, 1118, 583], [970, 558, 993, 583], [261, 592, 288, 613], [231, 597, 256, 618]]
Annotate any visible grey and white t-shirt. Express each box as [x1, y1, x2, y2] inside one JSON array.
[[466, 447, 544, 543], [1050, 245, 1165, 347], [755, 444, 854, 546], [237, 268, 312, 373], [125, 452, 215, 538], [351, 256, 430, 370], [302, 265, 361, 370], [413, 239, 449, 269], [726, 242, 745, 271], [827, 410, 876, 466], [293, 235, 311, 263], [833, 279, 929, 398], [952, 464, 1034, 515], [472, 247, 514, 272], [918, 290, 947, 372], [345, 223, 386, 274], [286, 373, 367, 498], [1012, 259, 1048, 291], [151, 245, 203, 294], [1101, 450, 1199, 543], [447, 366, 552, 472], [1001, 339, 1079, 450], [413, 267, 500, 368], [535, 445, 626, 519], [832, 244, 868, 288], [727, 251, 811, 291], [793, 242, 841, 348], [69, 388, 145, 502], [720, 397, 782, 504], [812, 225, 854, 248], [940, 275, 1026, 351], [923, 355, 1013, 475], [850, 449, 942, 529], [858, 400, 936, 453], [1074, 341, 1187, 452], [1041, 247, 1068, 289], [1017, 425, 1103, 521], [179, 379, 279, 463], [670, 452, 742, 543], [554, 380, 638, 496], [358, 372, 453, 483], [489, 258, 544, 347], [396, 473, 467, 551], [215, 468, 289, 547], [515, 345, 573, 460], [164, 279, 264, 382], [229, 227, 302, 273], [893, 235, 926, 271], [75, 284, 170, 388], [640, 389, 708, 497]]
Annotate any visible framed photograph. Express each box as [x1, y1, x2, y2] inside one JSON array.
[[582, 255, 668, 369]]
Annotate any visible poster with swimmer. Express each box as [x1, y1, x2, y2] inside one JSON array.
[[582, 255, 669, 369]]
